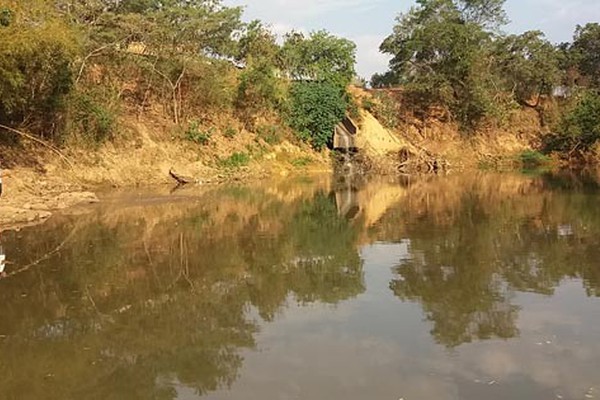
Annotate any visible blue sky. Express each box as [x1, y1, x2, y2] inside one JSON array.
[[223, 0, 600, 79]]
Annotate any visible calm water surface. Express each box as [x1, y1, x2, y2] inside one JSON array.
[[1, 172, 600, 400]]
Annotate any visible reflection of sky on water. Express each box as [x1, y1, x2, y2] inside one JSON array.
[[203, 243, 600, 400], [0, 244, 5, 275], [2, 173, 600, 400]]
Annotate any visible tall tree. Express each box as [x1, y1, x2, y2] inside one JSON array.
[[280, 30, 356, 86], [0, 0, 78, 139], [571, 23, 600, 88], [380, 0, 507, 125], [492, 31, 561, 107]]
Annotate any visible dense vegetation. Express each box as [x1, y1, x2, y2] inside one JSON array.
[[0, 0, 356, 150], [1, 0, 599, 163], [375, 0, 600, 159]]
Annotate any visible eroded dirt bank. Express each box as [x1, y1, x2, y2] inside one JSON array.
[[0, 89, 573, 231], [0, 113, 333, 230]]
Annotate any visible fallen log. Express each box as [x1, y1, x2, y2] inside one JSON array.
[[169, 168, 194, 185]]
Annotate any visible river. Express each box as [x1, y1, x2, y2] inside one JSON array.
[[0, 171, 599, 400]]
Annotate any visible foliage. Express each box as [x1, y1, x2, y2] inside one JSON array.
[[363, 92, 400, 129], [570, 23, 600, 88], [519, 150, 551, 169], [236, 61, 285, 116], [545, 90, 600, 155], [291, 156, 313, 167], [280, 31, 357, 148], [370, 71, 399, 88], [376, 0, 588, 135], [0, 7, 12, 27], [236, 20, 279, 65], [185, 121, 213, 145], [0, 0, 362, 155], [492, 31, 561, 106], [219, 152, 251, 168], [0, 3, 77, 139], [380, 0, 506, 128], [287, 82, 348, 150], [235, 21, 285, 121], [280, 30, 357, 87], [68, 89, 118, 144], [223, 126, 237, 139], [256, 124, 282, 145]]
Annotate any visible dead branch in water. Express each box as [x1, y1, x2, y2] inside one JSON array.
[[0, 124, 74, 169], [169, 168, 194, 185]]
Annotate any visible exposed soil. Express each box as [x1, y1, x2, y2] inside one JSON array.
[[0, 111, 331, 230], [352, 87, 544, 174], [0, 87, 557, 231]]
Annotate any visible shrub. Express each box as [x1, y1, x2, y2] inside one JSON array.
[[69, 90, 118, 144], [367, 92, 400, 129], [256, 124, 281, 144], [0, 22, 77, 140], [291, 156, 313, 167], [544, 90, 600, 156], [287, 82, 348, 150], [185, 121, 212, 145], [519, 150, 551, 169], [236, 61, 284, 114], [224, 126, 237, 139], [219, 152, 250, 168]]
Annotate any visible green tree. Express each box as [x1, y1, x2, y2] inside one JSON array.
[[570, 23, 600, 88], [379, 0, 514, 127], [287, 82, 348, 150], [235, 21, 284, 120], [280, 30, 356, 87], [0, 1, 78, 140], [545, 90, 600, 156], [236, 20, 279, 65], [492, 31, 561, 107], [370, 71, 399, 88], [278, 30, 356, 147], [70, 0, 243, 124]]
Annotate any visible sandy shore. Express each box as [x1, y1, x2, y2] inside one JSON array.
[[0, 167, 100, 231]]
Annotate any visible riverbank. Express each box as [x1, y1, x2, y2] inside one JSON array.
[[0, 88, 587, 231], [0, 122, 542, 231], [0, 112, 332, 230]]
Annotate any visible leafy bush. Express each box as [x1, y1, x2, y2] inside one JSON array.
[[544, 90, 600, 155], [219, 152, 250, 168], [287, 82, 348, 150], [291, 156, 313, 167], [224, 126, 237, 139], [236, 61, 284, 114], [69, 90, 118, 144], [0, 20, 77, 140], [519, 150, 551, 168], [185, 122, 212, 145], [256, 124, 282, 144], [365, 92, 399, 129]]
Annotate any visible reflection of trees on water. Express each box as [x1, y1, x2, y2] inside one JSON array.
[[0, 187, 364, 399], [386, 173, 600, 348]]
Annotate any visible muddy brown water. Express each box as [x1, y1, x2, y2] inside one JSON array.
[[0, 172, 599, 400]]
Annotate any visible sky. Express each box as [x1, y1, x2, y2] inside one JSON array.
[[223, 0, 600, 79]]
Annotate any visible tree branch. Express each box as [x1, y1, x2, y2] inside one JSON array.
[[0, 124, 74, 169]]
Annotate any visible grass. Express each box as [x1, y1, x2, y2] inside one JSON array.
[[519, 150, 551, 169], [256, 124, 282, 145], [219, 152, 251, 168], [291, 156, 313, 167], [185, 121, 213, 145], [224, 126, 237, 139]]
